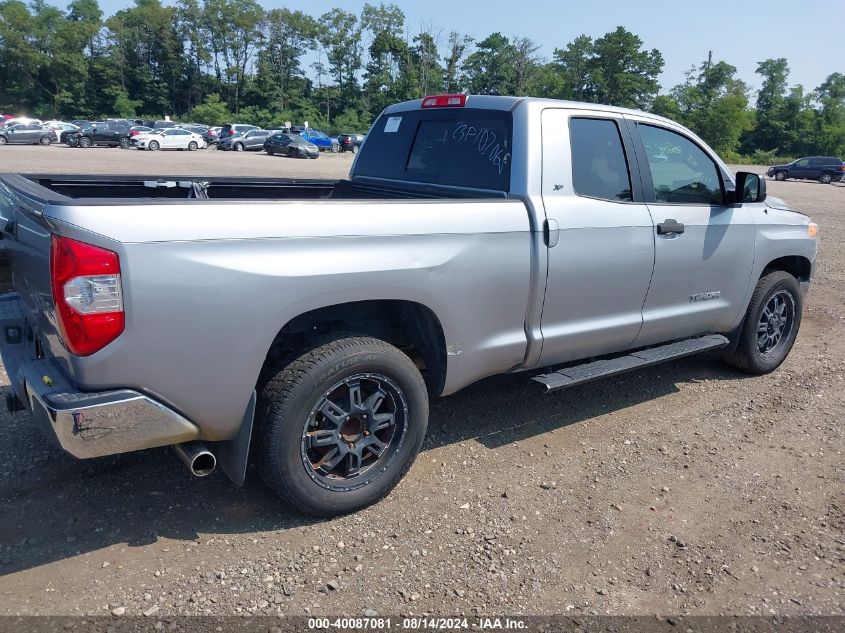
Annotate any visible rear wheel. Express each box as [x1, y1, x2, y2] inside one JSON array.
[[119, 137, 130, 149], [78, 136, 92, 148], [0, 136, 6, 145], [39, 135, 52, 146], [256, 335, 429, 516], [774, 171, 787, 181], [724, 271, 802, 375], [820, 173, 833, 184], [330, 144, 339, 153], [188, 141, 198, 151], [148, 140, 159, 151], [66, 136, 78, 148]]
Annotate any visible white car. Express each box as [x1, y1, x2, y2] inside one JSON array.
[[131, 128, 206, 151]]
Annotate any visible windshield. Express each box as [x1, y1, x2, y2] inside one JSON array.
[[354, 107, 512, 191]]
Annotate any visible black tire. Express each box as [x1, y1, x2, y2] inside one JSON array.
[[774, 171, 787, 181], [148, 140, 159, 151], [67, 137, 78, 148], [256, 335, 429, 517], [351, 144, 358, 154], [287, 147, 295, 158], [119, 137, 130, 149], [78, 136, 92, 148], [819, 173, 833, 184], [234, 142, 244, 152], [0, 136, 8, 145], [188, 141, 198, 151], [39, 135, 52, 146], [724, 271, 802, 375]]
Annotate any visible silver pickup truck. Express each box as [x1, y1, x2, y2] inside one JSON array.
[[0, 95, 818, 516]]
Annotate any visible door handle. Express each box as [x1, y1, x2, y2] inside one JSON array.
[[544, 219, 560, 247], [656, 219, 685, 235]]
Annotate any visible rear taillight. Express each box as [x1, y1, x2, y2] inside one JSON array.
[[839, 165, 845, 171], [50, 235, 124, 356]]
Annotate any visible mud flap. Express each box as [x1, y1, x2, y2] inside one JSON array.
[[215, 391, 256, 486]]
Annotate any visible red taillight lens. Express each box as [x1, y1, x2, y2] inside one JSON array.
[[421, 94, 467, 108], [839, 165, 845, 171], [50, 236, 124, 356]]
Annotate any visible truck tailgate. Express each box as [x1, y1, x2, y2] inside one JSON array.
[[0, 177, 59, 349]]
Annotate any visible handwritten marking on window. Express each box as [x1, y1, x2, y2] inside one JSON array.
[[451, 122, 511, 175]]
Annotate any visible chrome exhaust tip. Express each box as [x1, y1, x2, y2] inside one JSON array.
[[173, 441, 216, 477]]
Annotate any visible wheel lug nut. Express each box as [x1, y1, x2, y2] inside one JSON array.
[[364, 430, 370, 436]]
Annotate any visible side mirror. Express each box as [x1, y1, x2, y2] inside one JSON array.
[[733, 171, 767, 205]]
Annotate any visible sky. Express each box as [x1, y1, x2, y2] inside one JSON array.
[[86, 0, 840, 94]]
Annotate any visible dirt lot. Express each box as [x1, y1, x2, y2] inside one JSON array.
[[0, 146, 842, 618]]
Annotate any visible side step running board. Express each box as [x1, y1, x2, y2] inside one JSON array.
[[533, 334, 729, 392]]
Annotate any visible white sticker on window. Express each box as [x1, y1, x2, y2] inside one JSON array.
[[384, 116, 402, 133]]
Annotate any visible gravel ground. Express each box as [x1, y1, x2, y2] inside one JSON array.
[[0, 148, 842, 618]]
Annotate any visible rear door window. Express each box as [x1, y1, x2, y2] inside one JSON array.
[[355, 108, 512, 191], [569, 118, 633, 202]]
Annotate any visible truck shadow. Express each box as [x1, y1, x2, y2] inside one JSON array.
[[0, 355, 742, 576]]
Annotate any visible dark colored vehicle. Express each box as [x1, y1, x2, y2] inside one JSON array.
[[263, 133, 319, 158], [73, 121, 132, 148], [70, 120, 90, 128], [0, 123, 54, 146], [338, 133, 366, 153], [217, 129, 272, 151], [767, 156, 845, 184], [219, 124, 258, 141]]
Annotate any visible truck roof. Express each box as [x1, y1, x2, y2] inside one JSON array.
[[383, 95, 678, 127]]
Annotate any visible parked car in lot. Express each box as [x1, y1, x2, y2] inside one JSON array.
[[219, 123, 258, 142], [263, 132, 319, 158], [337, 132, 366, 153], [300, 128, 339, 152], [204, 126, 221, 146], [129, 125, 152, 138], [0, 95, 818, 517], [218, 129, 273, 151], [767, 156, 845, 184], [131, 127, 205, 151], [72, 121, 132, 148], [0, 123, 55, 145]]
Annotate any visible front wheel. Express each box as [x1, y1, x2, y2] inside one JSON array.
[[775, 171, 787, 181], [40, 135, 52, 146], [78, 136, 92, 148], [0, 136, 6, 145], [119, 137, 130, 149], [724, 271, 802, 375], [234, 143, 244, 152], [330, 144, 339, 153], [256, 335, 429, 516], [148, 140, 159, 151], [66, 137, 78, 148], [820, 173, 833, 184]]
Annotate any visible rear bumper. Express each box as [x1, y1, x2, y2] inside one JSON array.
[[0, 293, 199, 459]]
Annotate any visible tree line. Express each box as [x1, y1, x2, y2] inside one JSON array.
[[1, 0, 843, 161]]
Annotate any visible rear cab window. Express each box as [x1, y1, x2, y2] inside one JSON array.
[[354, 107, 512, 192]]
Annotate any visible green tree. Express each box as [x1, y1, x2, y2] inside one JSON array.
[[814, 72, 845, 156], [317, 8, 362, 113], [461, 32, 517, 95], [443, 31, 471, 93], [255, 8, 317, 111], [670, 55, 752, 155], [587, 27, 663, 108], [551, 34, 593, 101]]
